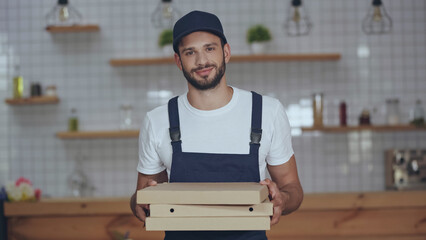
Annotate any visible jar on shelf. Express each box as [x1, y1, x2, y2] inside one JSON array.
[[30, 82, 42, 97], [410, 99, 425, 127], [359, 109, 371, 125], [120, 104, 133, 130], [45, 85, 57, 96], [312, 93, 323, 127], [386, 98, 400, 125]]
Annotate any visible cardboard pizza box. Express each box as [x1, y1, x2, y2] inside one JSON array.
[[137, 182, 269, 205], [149, 199, 272, 217], [145, 216, 271, 231]]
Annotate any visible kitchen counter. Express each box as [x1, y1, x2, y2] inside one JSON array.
[[4, 191, 426, 240]]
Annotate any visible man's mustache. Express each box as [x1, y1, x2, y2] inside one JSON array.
[[191, 64, 216, 73]]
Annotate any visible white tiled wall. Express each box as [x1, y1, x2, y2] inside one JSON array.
[[0, 0, 425, 197]]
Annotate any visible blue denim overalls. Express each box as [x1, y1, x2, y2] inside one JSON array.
[[164, 91, 268, 240]]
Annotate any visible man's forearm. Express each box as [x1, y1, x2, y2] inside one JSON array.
[[280, 182, 304, 215]]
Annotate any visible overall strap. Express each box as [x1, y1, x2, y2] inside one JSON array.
[[168, 96, 182, 153], [250, 91, 262, 155]]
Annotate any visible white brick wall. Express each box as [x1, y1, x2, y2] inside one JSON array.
[[0, 0, 425, 197]]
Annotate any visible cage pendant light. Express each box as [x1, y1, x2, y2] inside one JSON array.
[[151, 0, 181, 29], [362, 0, 392, 35], [45, 0, 82, 26], [284, 0, 312, 37]]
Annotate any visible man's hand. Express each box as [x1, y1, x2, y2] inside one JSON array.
[[130, 179, 158, 224], [260, 178, 289, 225], [130, 171, 168, 225]]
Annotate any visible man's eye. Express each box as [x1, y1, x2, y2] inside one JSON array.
[[206, 47, 215, 51], [185, 51, 194, 56]]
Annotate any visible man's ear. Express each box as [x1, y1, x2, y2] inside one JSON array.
[[174, 53, 183, 71], [223, 43, 231, 64]]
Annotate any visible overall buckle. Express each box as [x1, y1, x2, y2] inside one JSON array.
[[169, 127, 181, 142], [250, 128, 262, 144]]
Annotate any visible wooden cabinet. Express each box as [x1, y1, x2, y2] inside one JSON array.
[[4, 191, 426, 240]]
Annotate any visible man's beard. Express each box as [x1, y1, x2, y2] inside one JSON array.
[[181, 56, 226, 91]]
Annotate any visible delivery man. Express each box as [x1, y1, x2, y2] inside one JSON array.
[[130, 10, 303, 240]]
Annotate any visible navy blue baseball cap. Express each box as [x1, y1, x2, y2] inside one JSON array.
[[173, 10, 227, 53]]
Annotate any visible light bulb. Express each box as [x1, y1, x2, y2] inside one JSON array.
[[362, 0, 392, 35], [59, 6, 69, 22], [284, 0, 312, 37], [45, 0, 82, 26], [151, 0, 181, 29]]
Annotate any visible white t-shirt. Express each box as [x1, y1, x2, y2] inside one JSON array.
[[137, 87, 294, 180]]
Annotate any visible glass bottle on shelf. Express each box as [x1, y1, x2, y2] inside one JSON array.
[[386, 98, 400, 125], [410, 99, 425, 127], [13, 65, 24, 99], [120, 103, 133, 130], [68, 108, 79, 132], [312, 93, 323, 127], [339, 101, 347, 126]]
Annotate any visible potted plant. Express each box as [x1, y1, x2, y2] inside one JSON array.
[[158, 29, 174, 56], [246, 24, 272, 54]]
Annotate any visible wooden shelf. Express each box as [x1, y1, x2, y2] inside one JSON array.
[[46, 24, 100, 33], [109, 53, 341, 66], [110, 57, 175, 66], [301, 125, 425, 133], [56, 130, 139, 139], [5, 96, 60, 105]]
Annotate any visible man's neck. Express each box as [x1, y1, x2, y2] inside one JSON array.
[[186, 79, 233, 111]]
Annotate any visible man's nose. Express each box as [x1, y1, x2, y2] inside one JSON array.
[[195, 51, 208, 66]]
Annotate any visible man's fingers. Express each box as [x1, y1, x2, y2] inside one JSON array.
[[135, 205, 147, 222], [260, 179, 283, 226], [260, 178, 278, 199], [148, 180, 158, 186], [270, 206, 281, 225], [259, 178, 271, 185]]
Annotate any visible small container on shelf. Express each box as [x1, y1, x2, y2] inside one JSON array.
[[30, 83, 42, 97], [312, 93, 323, 127], [339, 101, 347, 126], [359, 109, 371, 126], [410, 99, 425, 127], [45, 85, 57, 96], [120, 103, 134, 130], [13, 65, 24, 99], [68, 108, 79, 132], [386, 98, 400, 125]]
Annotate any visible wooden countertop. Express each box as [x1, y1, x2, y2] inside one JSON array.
[[5, 191, 426, 217], [4, 191, 426, 240]]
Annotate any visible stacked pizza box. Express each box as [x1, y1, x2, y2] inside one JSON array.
[[137, 182, 273, 231]]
